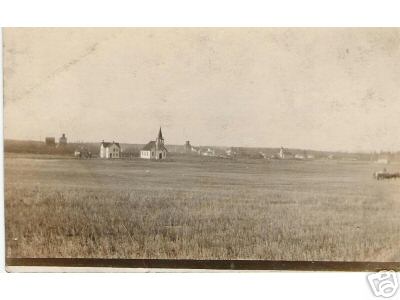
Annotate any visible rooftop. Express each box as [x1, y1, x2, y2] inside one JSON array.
[[142, 140, 167, 151], [101, 141, 120, 148]]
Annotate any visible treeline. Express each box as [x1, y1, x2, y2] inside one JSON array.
[[5, 140, 75, 155]]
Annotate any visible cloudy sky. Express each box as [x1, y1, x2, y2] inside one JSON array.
[[4, 28, 400, 151]]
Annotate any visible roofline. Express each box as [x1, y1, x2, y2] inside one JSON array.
[[101, 141, 121, 148]]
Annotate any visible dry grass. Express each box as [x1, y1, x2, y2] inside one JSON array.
[[5, 153, 400, 261]]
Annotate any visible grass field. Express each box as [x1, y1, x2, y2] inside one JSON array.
[[5, 153, 400, 261]]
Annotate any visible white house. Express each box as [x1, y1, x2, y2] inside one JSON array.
[[140, 127, 167, 160], [100, 141, 121, 159]]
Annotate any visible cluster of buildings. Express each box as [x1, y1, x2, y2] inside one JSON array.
[[43, 128, 169, 160], [99, 127, 168, 160], [277, 147, 315, 160], [44, 131, 390, 163], [183, 142, 315, 160], [184, 141, 217, 157], [40, 129, 397, 164], [245, 146, 315, 160], [43, 130, 344, 162], [40, 130, 396, 163], [45, 129, 318, 162]]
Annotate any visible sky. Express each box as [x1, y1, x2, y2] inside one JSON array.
[[3, 28, 400, 152]]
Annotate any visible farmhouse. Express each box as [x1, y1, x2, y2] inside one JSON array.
[[140, 127, 167, 160], [100, 141, 121, 159]]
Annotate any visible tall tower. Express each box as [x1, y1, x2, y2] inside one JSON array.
[[59, 133, 67, 145], [185, 141, 191, 153], [156, 127, 164, 151]]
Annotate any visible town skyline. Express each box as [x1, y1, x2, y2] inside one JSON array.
[[4, 28, 400, 152], [5, 132, 399, 154]]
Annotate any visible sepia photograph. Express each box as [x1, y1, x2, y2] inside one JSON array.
[[3, 28, 400, 270]]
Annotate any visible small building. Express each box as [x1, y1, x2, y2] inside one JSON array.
[[191, 146, 202, 155], [140, 127, 168, 160], [202, 148, 215, 156], [59, 133, 67, 145], [225, 147, 237, 157], [279, 146, 294, 159], [75, 146, 92, 159], [45, 137, 56, 146], [100, 141, 121, 159]]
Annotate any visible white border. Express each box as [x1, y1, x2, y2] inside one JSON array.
[[0, 27, 5, 272], [1, 1, 400, 300], [0, 0, 400, 27], [0, 272, 380, 299]]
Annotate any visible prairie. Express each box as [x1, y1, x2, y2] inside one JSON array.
[[5, 153, 400, 261]]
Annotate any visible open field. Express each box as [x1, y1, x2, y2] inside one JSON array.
[[5, 153, 400, 261]]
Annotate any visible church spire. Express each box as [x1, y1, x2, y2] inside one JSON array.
[[158, 127, 163, 139], [156, 127, 164, 147]]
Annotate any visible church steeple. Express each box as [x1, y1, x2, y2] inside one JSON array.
[[158, 127, 163, 140], [156, 127, 164, 146]]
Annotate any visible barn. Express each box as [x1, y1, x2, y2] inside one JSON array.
[[100, 141, 121, 159], [140, 127, 167, 160]]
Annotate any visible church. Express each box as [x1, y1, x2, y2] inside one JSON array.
[[140, 127, 168, 160]]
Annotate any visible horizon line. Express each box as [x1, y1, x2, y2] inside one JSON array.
[[4, 137, 400, 154]]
